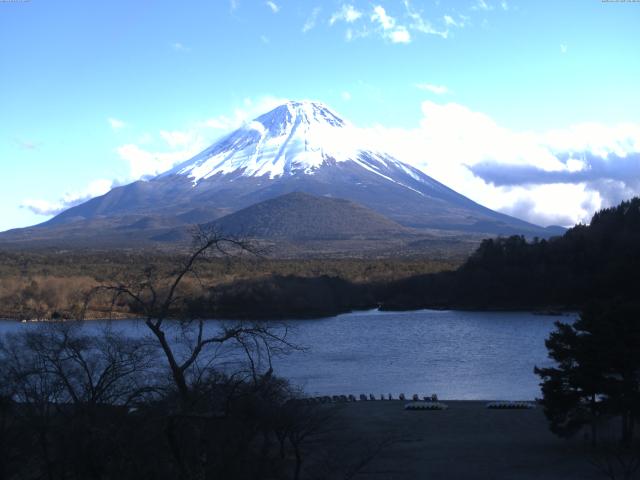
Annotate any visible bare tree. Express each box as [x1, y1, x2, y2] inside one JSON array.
[[0, 322, 156, 480], [0, 363, 19, 480], [590, 443, 640, 480], [84, 226, 295, 408], [277, 402, 336, 480], [588, 425, 640, 480], [23, 324, 154, 407]]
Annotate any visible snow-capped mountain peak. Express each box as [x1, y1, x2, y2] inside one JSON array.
[[255, 100, 348, 134], [168, 100, 369, 182], [6, 100, 556, 242]]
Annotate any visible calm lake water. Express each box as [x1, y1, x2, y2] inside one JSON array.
[[0, 309, 575, 400]]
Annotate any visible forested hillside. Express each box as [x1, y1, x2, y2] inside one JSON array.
[[379, 198, 640, 311]]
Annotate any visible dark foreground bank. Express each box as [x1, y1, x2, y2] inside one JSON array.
[[323, 401, 610, 480]]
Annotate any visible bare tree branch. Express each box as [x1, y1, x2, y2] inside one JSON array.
[[82, 226, 295, 410]]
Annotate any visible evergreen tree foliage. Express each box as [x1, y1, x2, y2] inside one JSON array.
[[381, 197, 640, 310], [535, 302, 640, 445]]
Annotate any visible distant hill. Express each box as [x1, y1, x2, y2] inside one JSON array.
[[208, 192, 409, 240], [378, 197, 640, 310]]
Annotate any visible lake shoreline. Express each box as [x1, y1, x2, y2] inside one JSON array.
[[0, 305, 579, 323]]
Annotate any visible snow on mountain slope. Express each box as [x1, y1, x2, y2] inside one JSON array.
[[153, 101, 559, 236], [166, 102, 407, 183], [166, 101, 354, 180]]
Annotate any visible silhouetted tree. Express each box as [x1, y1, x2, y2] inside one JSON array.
[[81, 227, 304, 480], [0, 372, 19, 480], [535, 320, 605, 444], [536, 302, 640, 446], [84, 226, 294, 409], [0, 323, 156, 480]]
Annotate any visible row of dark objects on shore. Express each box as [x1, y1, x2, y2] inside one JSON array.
[[486, 401, 536, 409], [292, 395, 536, 410], [293, 393, 439, 404]]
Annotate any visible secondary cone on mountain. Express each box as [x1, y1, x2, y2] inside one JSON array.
[[210, 192, 408, 240]]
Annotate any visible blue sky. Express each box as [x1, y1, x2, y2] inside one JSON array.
[[1, 0, 639, 231]]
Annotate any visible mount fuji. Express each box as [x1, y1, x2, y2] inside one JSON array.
[[1, 101, 562, 250]]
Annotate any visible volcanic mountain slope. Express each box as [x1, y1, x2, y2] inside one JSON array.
[[208, 192, 409, 240], [0, 100, 562, 248]]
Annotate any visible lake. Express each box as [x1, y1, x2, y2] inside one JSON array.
[[0, 309, 575, 400]]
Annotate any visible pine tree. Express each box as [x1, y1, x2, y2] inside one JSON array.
[[535, 302, 640, 446]]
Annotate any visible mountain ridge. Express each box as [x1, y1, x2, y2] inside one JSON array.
[[0, 100, 564, 250]]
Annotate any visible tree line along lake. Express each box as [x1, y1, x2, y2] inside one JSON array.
[[0, 309, 573, 400]]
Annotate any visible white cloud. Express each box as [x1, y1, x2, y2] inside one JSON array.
[[322, 0, 503, 44], [390, 27, 411, 43], [370, 5, 413, 43], [303, 7, 321, 32], [260, 35, 270, 44], [108, 118, 126, 130], [22, 179, 114, 216], [200, 96, 288, 132], [137, 133, 154, 145], [560, 44, 568, 54], [345, 101, 640, 227], [202, 116, 237, 130], [13, 138, 42, 150], [230, 0, 239, 11], [543, 122, 640, 158], [473, 0, 493, 11], [116, 123, 218, 179], [325, 1, 465, 44], [330, 4, 362, 25], [21, 199, 62, 216], [246, 120, 266, 136], [403, 1, 449, 39], [116, 144, 204, 179], [116, 96, 289, 180], [344, 27, 374, 42], [159, 130, 198, 149], [201, 110, 252, 131], [498, 185, 598, 227], [171, 42, 190, 52], [443, 15, 458, 27], [265, 1, 279, 13], [371, 5, 395, 30], [416, 83, 449, 95], [341, 91, 352, 101]]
